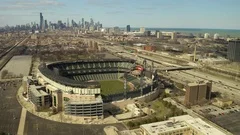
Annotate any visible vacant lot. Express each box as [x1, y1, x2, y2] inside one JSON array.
[[0, 55, 32, 79]]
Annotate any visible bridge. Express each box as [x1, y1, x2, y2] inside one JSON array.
[[158, 66, 195, 71]]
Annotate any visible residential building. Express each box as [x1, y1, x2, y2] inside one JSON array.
[[227, 40, 240, 62]]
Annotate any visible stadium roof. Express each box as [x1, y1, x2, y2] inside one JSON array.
[[38, 59, 135, 88]]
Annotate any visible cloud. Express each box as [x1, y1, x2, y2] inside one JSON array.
[[0, 0, 64, 10]]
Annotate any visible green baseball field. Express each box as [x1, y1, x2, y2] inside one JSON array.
[[99, 80, 131, 96]]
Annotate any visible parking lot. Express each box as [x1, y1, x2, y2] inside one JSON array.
[[0, 80, 22, 134], [192, 104, 240, 135], [0, 79, 128, 135], [25, 112, 127, 135], [212, 112, 240, 135], [193, 104, 240, 118]]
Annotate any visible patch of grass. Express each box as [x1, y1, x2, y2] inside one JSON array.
[[151, 100, 172, 118], [99, 80, 130, 96]]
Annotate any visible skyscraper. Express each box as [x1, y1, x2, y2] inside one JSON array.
[[126, 25, 131, 32], [67, 18, 69, 27], [44, 20, 48, 29], [40, 13, 43, 30], [90, 18, 94, 26], [140, 27, 145, 33], [227, 40, 240, 62], [82, 18, 84, 28]]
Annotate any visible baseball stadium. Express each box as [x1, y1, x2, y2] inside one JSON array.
[[23, 59, 159, 120]]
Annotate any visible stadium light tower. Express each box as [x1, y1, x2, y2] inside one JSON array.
[[143, 59, 147, 69], [118, 64, 120, 79], [140, 71, 144, 96], [124, 72, 127, 99], [151, 61, 154, 72]]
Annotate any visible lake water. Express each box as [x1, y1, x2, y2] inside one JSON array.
[[126, 28, 240, 38]]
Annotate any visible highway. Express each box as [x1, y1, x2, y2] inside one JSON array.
[[103, 44, 240, 103], [0, 36, 29, 71]]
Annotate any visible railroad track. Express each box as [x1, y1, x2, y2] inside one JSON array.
[[0, 36, 29, 71]]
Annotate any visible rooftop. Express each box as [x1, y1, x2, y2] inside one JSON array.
[[29, 85, 49, 97], [140, 115, 226, 135], [65, 95, 103, 104]]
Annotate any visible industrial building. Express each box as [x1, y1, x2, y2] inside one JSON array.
[[140, 115, 226, 135], [227, 40, 240, 62], [184, 81, 212, 106], [142, 45, 156, 52]]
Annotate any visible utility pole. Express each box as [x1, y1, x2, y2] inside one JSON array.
[[124, 72, 127, 99], [194, 43, 197, 62]]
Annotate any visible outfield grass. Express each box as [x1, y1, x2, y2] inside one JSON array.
[[99, 80, 130, 96]]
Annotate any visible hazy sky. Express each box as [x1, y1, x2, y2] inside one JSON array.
[[0, 0, 239, 29]]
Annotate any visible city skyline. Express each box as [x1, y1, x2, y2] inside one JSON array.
[[0, 0, 240, 29]]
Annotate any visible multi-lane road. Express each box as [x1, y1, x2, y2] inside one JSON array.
[[103, 44, 240, 103]]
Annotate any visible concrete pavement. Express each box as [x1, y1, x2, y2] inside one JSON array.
[[17, 108, 27, 135]]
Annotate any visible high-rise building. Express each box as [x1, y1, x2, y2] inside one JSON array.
[[90, 18, 94, 26], [71, 19, 78, 27], [214, 33, 219, 40], [185, 83, 199, 105], [227, 40, 240, 62], [144, 31, 151, 36], [198, 83, 207, 101], [184, 81, 210, 106], [82, 18, 84, 28], [44, 20, 48, 29], [171, 32, 177, 40], [40, 13, 43, 30], [140, 27, 145, 33], [67, 18, 69, 27], [157, 31, 163, 39], [126, 25, 131, 32], [205, 81, 212, 100], [78, 21, 81, 27], [204, 33, 210, 39]]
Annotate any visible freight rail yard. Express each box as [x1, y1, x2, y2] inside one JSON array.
[[0, 29, 239, 135]]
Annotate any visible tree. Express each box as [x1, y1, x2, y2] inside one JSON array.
[[157, 117, 164, 121], [151, 116, 158, 122], [127, 121, 135, 128], [1, 70, 8, 79]]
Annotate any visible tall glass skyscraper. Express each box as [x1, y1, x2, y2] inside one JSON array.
[[40, 13, 43, 30], [126, 25, 131, 32], [82, 18, 84, 28]]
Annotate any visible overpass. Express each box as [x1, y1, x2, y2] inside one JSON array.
[[158, 66, 195, 72]]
